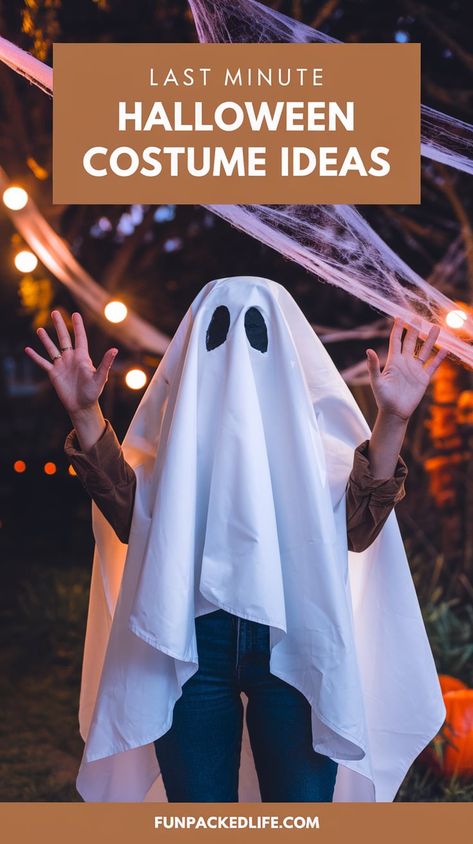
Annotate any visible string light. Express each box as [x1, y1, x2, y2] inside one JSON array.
[[14, 249, 38, 273], [125, 368, 147, 390], [3, 186, 28, 210], [446, 309, 467, 329], [10, 461, 80, 476], [104, 300, 128, 323]]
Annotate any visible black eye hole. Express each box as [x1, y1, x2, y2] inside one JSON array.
[[244, 307, 268, 353], [206, 305, 230, 350]]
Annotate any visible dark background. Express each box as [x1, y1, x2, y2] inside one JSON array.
[[0, 0, 472, 801]]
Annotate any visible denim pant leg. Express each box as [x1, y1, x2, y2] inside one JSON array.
[[153, 609, 243, 802], [237, 616, 339, 802], [154, 608, 338, 802]]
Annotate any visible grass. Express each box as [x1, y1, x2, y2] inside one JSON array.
[[423, 599, 473, 684], [0, 563, 89, 802], [396, 764, 473, 802]]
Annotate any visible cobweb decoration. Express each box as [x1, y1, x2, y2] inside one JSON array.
[[206, 203, 473, 361], [0, 35, 52, 95], [188, 0, 473, 366], [189, 0, 473, 176], [0, 6, 472, 364]]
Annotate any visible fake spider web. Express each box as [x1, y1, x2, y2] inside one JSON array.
[[189, 0, 473, 176], [0, 2, 473, 365]]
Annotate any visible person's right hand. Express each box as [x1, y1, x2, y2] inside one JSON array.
[[24, 310, 118, 415]]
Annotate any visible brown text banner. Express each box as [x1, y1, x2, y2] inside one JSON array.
[[52, 43, 420, 205], [1, 803, 472, 844]]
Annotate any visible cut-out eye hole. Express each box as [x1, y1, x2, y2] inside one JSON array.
[[244, 307, 268, 353], [206, 305, 230, 350]]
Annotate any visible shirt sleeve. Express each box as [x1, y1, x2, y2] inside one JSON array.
[[346, 439, 408, 553], [64, 419, 136, 544]]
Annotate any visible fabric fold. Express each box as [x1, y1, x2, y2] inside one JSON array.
[[73, 275, 445, 804]]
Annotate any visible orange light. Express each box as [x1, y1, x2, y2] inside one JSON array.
[[14, 249, 38, 273], [3, 186, 28, 210], [13, 460, 26, 473], [125, 368, 148, 390], [446, 309, 467, 329], [104, 300, 128, 323], [44, 461, 57, 475], [68, 464, 77, 476]]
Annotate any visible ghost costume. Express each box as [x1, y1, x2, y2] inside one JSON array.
[[67, 276, 445, 803]]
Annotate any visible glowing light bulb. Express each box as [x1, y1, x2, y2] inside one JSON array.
[[3, 186, 28, 210], [68, 464, 77, 476], [104, 300, 128, 323], [13, 460, 26, 473], [44, 461, 57, 475], [446, 309, 467, 329], [14, 249, 38, 273], [125, 368, 147, 390]]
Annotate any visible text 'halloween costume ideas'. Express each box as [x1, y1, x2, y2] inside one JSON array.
[[68, 276, 445, 803]]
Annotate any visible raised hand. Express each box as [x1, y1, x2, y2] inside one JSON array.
[[366, 318, 448, 422], [24, 310, 118, 415]]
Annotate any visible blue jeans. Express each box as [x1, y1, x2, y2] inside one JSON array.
[[153, 608, 338, 802]]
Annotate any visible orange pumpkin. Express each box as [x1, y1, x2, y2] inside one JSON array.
[[439, 674, 468, 695], [421, 690, 473, 778], [440, 691, 473, 777]]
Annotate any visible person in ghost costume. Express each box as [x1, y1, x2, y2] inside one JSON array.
[[25, 275, 447, 803]]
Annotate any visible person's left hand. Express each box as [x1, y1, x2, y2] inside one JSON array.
[[366, 318, 448, 422]]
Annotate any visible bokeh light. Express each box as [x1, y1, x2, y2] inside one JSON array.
[[104, 300, 128, 323], [13, 460, 26, 473], [43, 461, 57, 475], [394, 30, 410, 43], [3, 186, 28, 210], [14, 249, 38, 273], [68, 464, 77, 476], [125, 368, 147, 390], [446, 309, 467, 329]]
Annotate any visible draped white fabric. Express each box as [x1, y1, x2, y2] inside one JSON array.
[[75, 276, 445, 803]]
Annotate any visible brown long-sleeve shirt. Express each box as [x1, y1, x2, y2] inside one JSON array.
[[64, 419, 408, 552]]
